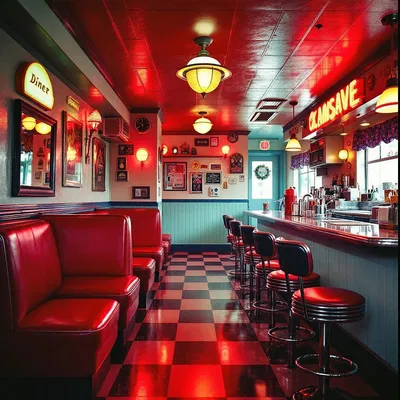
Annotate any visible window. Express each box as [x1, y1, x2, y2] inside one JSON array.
[[252, 161, 273, 199], [293, 166, 322, 198], [357, 139, 398, 193]]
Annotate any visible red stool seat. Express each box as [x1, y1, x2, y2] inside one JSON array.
[[293, 287, 365, 307], [255, 260, 280, 270]]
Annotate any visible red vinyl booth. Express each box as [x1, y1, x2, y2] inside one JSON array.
[[95, 208, 165, 281], [0, 218, 126, 396]]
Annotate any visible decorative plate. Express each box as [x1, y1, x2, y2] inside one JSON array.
[[135, 117, 151, 134], [227, 132, 238, 143], [192, 160, 200, 170]]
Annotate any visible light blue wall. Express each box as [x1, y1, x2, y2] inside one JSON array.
[[162, 200, 248, 244]]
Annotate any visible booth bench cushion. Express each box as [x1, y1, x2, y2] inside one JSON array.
[[162, 233, 172, 243], [132, 246, 164, 272], [132, 257, 155, 293], [57, 276, 140, 329]]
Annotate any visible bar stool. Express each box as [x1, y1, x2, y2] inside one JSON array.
[[228, 219, 245, 280], [252, 231, 285, 317], [275, 238, 366, 400], [222, 214, 235, 266], [267, 239, 320, 368], [238, 225, 262, 295]]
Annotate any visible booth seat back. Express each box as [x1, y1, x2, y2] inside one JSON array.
[[0, 220, 62, 335], [42, 214, 132, 276], [95, 208, 162, 247]]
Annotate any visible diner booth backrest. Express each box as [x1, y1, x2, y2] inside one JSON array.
[[41, 214, 132, 276], [95, 208, 162, 247], [0, 220, 62, 331]]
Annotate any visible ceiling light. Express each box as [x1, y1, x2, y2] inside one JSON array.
[[177, 36, 231, 98], [193, 111, 213, 134], [285, 101, 301, 152], [376, 13, 398, 114], [360, 121, 370, 127], [340, 124, 348, 136], [22, 116, 36, 130]]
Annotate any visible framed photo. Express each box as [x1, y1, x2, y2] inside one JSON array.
[[117, 157, 127, 170], [118, 144, 134, 155], [116, 171, 128, 181], [205, 172, 221, 184], [229, 152, 244, 174], [164, 162, 187, 191], [62, 111, 83, 188], [210, 163, 221, 170], [189, 172, 203, 194], [210, 137, 219, 147], [194, 138, 209, 147], [132, 186, 150, 199], [92, 137, 106, 192]]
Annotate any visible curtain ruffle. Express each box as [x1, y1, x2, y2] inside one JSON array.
[[290, 150, 310, 169]]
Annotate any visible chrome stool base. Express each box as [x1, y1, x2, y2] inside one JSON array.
[[295, 354, 358, 378], [293, 386, 356, 400], [268, 325, 315, 343], [252, 299, 287, 313]]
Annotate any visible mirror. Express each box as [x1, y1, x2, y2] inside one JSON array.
[[12, 99, 57, 196]]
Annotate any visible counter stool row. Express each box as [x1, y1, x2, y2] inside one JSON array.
[[221, 215, 366, 400]]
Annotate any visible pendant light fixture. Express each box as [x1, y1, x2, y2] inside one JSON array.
[[177, 36, 232, 98], [285, 101, 302, 152], [376, 13, 398, 114], [193, 111, 213, 134]]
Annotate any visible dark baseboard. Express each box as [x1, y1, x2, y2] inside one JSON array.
[[171, 244, 231, 253], [330, 323, 398, 399]]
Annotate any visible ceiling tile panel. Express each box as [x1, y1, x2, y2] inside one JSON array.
[[46, 0, 398, 136]]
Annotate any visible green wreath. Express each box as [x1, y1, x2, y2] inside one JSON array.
[[254, 164, 270, 180]]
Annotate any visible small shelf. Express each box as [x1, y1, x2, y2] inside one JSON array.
[[163, 155, 224, 158]]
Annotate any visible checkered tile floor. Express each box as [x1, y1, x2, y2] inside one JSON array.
[[96, 252, 381, 400]]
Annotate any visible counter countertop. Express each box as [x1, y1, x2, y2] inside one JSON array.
[[244, 210, 398, 248]]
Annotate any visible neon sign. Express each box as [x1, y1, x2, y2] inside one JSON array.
[[17, 62, 54, 110], [308, 79, 364, 133]]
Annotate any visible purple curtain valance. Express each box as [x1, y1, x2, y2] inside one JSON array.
[[352, 116, 398, 151], [290, 150, 310, 169]]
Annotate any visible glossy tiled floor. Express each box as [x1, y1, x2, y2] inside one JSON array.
[[96, 252, 382, 400]]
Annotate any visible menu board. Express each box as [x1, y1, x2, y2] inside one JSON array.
[[190, 172, 203, 193], [205, 172, 221, 184]]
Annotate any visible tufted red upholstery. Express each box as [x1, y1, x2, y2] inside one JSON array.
[[0, 220, 120, 379], [42, 214, 132, 276]]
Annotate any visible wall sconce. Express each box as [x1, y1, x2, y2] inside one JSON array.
[[35, 122, 52, 135], [136, 148, 149, 168], [85, 109, 102, 164], [222, 145, 230, 158], [338, 149, 349, 161], [172, 146, 178, 154], [162, 144, 168, 155]]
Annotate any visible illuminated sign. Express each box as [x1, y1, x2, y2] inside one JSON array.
[[308, 79, 364, 133], [259, 140, 270, 150], [17, 62, 54, 110], [66, 96, 80, 111]]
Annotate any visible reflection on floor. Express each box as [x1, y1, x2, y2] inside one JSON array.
[[96, 252, 381, 400]]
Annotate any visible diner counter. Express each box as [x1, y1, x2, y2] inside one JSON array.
[[244, 210, 398, 248], [244, 209, 398, 371]]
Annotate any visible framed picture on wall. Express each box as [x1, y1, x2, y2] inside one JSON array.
[[118, 144, 134, 155], [62, 111, 83, 188], [92, 137, 106, 191], [210, 137, 219, 147], [117, 157, 127, 170], [116, 171, 128, 181], [132, 186, 150, 199], [163, 162, 187, 191], [189, 172, 203, 194]]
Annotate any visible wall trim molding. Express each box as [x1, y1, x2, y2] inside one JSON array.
[[162, 199, 249, 203], [0, 202, 110, 222], [110, 201, 159, 208]]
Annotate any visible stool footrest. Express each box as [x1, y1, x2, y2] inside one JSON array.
[[268, 325, 315, 343], [295, 354, 358, 378], [252, 300, 287, 313], [293, 386, 357, 400]]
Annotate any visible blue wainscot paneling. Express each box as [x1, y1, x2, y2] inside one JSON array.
[[162, 199, 248, 251]]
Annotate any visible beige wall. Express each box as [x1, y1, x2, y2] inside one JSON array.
[[0, 28, 110, 204]]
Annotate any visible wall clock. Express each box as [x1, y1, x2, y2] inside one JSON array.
[[135, 117, 151, 134], [227, 132, 238, 143]]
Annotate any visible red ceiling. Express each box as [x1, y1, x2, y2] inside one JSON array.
[[46, 0, 397, 138]]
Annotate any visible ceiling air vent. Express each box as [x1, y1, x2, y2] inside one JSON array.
[[249, 111, 276, 123], [257, 98, 287, 111]]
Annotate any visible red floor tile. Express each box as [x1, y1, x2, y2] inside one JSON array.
[[176, 323, 217, 341], [218, 341, 270, 365], [124, 341, 175, 365]]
